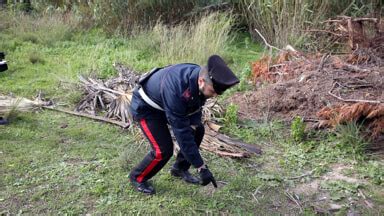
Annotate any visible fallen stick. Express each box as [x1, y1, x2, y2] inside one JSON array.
[[43, 106, 130, 128], [328, 82, 382, 104], [199, 149, 248, 158], [358, 189, 374, 208], [323, 17, 378, 23], [287, 169, 315, 180], [254, 28, 282, 52], [285, 191, 303, 212], [340, 63, 370, 73], [317, 53, 330, 72], [302, 29, 343, 37], [337, 16, 378, 22]]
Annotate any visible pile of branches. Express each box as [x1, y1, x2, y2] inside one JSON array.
[[75, 63, 138, 125], [244, 16, 384, 141], [75, 63, 261, 158]]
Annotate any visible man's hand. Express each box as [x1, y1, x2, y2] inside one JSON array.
[[198, 165, 217, 188]]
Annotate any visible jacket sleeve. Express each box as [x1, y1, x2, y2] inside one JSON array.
[[160, 74, 204, 168]]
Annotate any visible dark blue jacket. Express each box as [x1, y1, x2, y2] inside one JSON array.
[[130, 64, 206, 168]]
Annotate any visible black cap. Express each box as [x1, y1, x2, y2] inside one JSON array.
[[207, 55, 239, 94]]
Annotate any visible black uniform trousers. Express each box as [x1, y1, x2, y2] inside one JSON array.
[[129, 114, 204, 183]]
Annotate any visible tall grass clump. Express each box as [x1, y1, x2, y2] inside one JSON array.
[[31, 0, 199, 35], [2, 10, 79, 46], [334, 122, 369, 160], [238, 0, 382, 48], [143, 12, 234, 64], [239, 0, 330, 48]]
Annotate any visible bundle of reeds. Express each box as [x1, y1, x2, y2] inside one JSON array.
[[0, 95, 45, 116]]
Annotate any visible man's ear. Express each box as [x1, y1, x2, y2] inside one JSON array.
[[198, 77, 204, 87]]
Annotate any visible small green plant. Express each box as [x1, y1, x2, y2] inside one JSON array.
[[236, 64, 253, 92], [224, 103, 238, 129], [29, 52, 45, 64], [334, 122, 368, 160], [290, 116, 306, 142]]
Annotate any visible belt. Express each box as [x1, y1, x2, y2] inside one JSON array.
[[138, 86, 201, 116], [138, 87, 164, 111]]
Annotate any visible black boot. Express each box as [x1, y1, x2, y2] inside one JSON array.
[[129, 178, 155, 195], [170, 166, 200, 184]]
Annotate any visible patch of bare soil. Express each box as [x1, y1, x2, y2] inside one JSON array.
[[292, 164, 365, 196], [290, 164, 374, 214]]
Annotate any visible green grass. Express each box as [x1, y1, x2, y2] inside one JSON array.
[[0, 112, 284, 214], [1, 11, 383, 215]]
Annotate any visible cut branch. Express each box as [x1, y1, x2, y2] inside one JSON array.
[[328, 82, 382, 104], [254, 28, 282, 52], [44, 106, 130, 128]]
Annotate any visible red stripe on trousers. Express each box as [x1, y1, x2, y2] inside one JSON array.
[[136, 119, 163, 183]]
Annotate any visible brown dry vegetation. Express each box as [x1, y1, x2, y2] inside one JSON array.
[[229, 16, 384, 142]]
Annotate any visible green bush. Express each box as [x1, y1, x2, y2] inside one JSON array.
[[290, 116, 306, 142], [224, 103, 238, 128]]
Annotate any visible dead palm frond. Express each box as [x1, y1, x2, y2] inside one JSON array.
[[0, 95, 47, 120]]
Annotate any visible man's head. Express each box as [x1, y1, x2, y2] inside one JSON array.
[[198, 67, 217, 99], [198, 55, 239, 98]]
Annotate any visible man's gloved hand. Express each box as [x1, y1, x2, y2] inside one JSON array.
[[198, 165, 217, 188]]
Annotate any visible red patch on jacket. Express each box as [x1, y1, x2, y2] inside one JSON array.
[[182, 88, 191, 100]]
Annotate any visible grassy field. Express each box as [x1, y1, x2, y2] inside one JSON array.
[[1, 11, 383, 215]]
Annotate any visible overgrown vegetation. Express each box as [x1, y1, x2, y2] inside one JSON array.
[[139, 12, 234, 64], [5, 0, 382, 48], [238, 0, 382, 48]]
